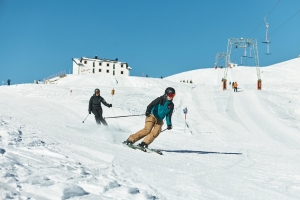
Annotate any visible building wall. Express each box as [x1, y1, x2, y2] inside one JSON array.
[[72, 58, 130, 76]]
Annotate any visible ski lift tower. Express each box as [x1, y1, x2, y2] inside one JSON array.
[[214, 52, 227, 69], [223, 38, 262, 90]]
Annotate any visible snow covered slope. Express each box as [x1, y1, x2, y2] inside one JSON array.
[[0, 58, 300, 199]]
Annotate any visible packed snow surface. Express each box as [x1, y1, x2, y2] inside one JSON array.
[[1, 58, 300, 199]]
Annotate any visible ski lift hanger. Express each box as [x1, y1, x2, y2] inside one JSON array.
[[248, 47, 253, 58], [262, 16, 271, 55]]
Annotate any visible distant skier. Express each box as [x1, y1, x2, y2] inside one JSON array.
[[234, 82, 238, 92], [7, 79, 11, 86], [123, 87, 175, 148], [232, 82, 234, 89], [88, 88, 112, 125]]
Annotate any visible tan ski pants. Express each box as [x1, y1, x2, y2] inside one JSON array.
[[128, 115, 164, 145]]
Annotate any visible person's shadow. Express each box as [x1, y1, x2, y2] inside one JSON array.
[[158, 149, 242, 155], [235, 87, 243, 92]]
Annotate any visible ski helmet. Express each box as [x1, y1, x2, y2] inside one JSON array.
[[165, 87, 175, 95], [94, 88, 100, 94]]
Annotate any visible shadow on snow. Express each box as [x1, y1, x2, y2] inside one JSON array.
[[160, 149, 242, 155]]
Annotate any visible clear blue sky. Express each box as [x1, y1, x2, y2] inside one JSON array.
[[1, 0, 299, 84]]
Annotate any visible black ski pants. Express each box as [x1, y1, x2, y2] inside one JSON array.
[[92, 108, 108, 125]]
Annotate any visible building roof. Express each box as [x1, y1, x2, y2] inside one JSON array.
[[72, 57, 132, 69], [81, 56, 127, 64]]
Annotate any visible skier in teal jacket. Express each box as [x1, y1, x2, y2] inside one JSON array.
[[124, 87, 175, 148]]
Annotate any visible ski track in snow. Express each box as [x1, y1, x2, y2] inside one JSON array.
[[0, 114, 160, 199], [1, 58, 300, 199]]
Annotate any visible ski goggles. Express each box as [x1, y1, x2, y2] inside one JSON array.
[[167, 93, 175, 98], [95, 90, 100, 94]]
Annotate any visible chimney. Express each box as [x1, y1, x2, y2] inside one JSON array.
[[115, 58, 118, 61], [95, 55, 98, 59]]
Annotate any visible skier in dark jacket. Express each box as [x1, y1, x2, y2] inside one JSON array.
[[88, 88, 112, 125], [124, 87, 175, 148]]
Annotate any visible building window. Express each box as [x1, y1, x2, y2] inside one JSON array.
[[121, 64, 123, 68], [107, 63, 109, 67], [84, 61, 87, 64], [121, 71, 123, 74], [93, 62, 95, 67], [106, 70, 109, 73], [99, 69, 102, 72], [99, 63, 102, 66]]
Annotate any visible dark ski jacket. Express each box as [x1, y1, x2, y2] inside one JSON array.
[[88, 95, 110, 111], [146, 95, 174, 126]]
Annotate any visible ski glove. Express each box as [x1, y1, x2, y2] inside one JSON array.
[[145, 112, 151, 117], [167, 125, 172, 130], [108, 104, 112, 108], [89, 111, 91, 114]]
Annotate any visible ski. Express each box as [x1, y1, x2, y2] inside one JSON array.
[[123, 143, 147, 152], [145, 148, 163, 155], [123, 143, 163, 155]]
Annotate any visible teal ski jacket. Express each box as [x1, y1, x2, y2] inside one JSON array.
[[146, 95, 174, 126]]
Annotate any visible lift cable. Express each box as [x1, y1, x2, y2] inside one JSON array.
[[248, 0, 281, 37], [258, 7, 300, 42], [265, 0, 281, 17], [269, 8, 300, 36]]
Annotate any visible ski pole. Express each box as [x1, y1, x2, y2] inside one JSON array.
[[104, 114, 145, 119], [161, 128, 168, 133], [82, 114, 89, 123]]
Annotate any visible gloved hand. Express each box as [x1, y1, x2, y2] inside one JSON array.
[[145, 111, 151, 117], [167, 125, 172, 130], [108, 104, 112, 108], [89, 111, 91, 114]]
